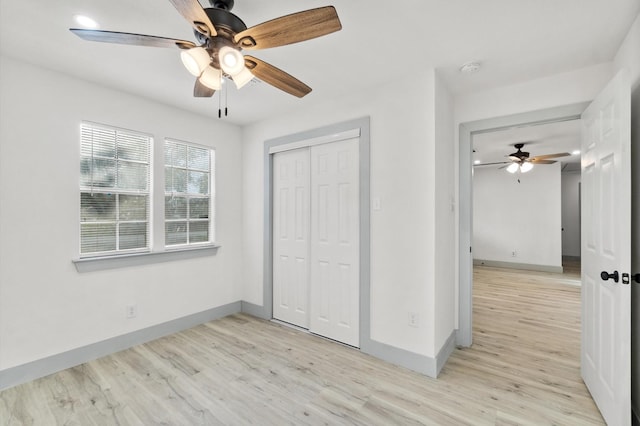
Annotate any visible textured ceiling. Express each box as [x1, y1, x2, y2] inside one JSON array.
[[1, 0, 638, 126]]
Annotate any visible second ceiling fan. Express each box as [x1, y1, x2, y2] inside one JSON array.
[[476, 143, 570, 174], [70, 0, 342, 99]]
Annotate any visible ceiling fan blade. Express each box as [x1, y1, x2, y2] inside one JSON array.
[[167, 0, 217, 36], [235, 6, 341, 50], [529, 159, 557, 164], [474, 161, 510, 167], [530, 152, 571, 161], [244, 56, 311, 98], [70, 29, 195, 49], [194, 79, 215, 97]]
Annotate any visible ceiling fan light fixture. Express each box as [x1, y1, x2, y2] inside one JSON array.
[[520, 162, 534, 173], [232, 67, 254, 89], [199, 66, 222, 90], [506, 163, 520, 174], [219, 46, 245, 76], [181, 47, 211, 77]]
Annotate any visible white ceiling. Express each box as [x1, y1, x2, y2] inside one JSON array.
[[472, 119, 582, 171], [1, 0, 638, 126]]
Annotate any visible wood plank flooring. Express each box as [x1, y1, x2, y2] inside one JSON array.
[[0, 264, 603, 425]]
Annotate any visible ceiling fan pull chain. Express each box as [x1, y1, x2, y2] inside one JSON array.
[[225, 81, 228, 117], [218, 87, 222, 118]]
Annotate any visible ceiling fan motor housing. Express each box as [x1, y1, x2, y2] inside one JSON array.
[[509, 143, 530, 161], [193, 7, 247, 45]]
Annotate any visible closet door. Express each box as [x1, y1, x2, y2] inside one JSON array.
[[272, 148, 310, 328], [309, 138, 360, 347]]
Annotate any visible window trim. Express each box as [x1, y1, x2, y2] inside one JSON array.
[[72, 244, 220, 272], [74, 123, 219, 272], [79, 122, 153, 257], [163, 138, 215, 248]]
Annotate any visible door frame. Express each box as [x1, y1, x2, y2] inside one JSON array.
[[457, 102, 589, 347], [262, 117, 371, 346]]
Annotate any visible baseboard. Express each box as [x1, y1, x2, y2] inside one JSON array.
[[562, 255, 581, 261], [241, 300, 269, 320], [435, 330, 457, 376], [474, 259, 563, 273], [0, 301, 241, 391]]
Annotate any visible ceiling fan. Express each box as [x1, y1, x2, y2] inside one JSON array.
[[70, 0, 342, 100], [475, 143, 570, 174]]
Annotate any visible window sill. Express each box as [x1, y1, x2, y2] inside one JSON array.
[[72, 244, 220, 273]]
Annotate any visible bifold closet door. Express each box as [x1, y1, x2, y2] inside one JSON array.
[[309, 138, 360, 347], [272, 148, 310, 328]]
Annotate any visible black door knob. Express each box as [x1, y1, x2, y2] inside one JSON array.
[[600, 271, 619, 283], [634, 273, 640, 284]]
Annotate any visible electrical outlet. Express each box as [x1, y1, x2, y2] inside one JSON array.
[[126, 304, 137, 319], [408, 312, 419, 328], [511, 250, 517, 257]]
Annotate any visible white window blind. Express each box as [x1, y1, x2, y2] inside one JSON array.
[[164, 139, 214, 247], [80, 123, 151, 256]]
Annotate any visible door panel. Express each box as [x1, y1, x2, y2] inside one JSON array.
[[273, 148, 310, 328], [309, 138, 360, 347], [580, 70, 631, 426]]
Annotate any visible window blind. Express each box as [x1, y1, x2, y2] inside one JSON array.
[[164, 139, 214, 246], [80, 123, 151, 256]]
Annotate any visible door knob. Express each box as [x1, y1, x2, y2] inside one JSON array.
[[634, 274, 640, 284], [600, 271, 619, 283]]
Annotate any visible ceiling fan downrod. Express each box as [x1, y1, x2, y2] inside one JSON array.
[[210, 0, 234, 11]]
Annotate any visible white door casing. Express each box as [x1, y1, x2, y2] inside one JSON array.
[[581, 70, 631, 426], [309, 138, 360, 347], [272, 148, 310, 328]]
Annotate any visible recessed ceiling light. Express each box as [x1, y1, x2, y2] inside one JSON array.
[[460, 61, 481, 74], [74, 14, 99, 29], [572, 150, 581, 155]]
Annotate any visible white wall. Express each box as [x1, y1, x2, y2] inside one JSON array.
[[433, 72, 456, 350], [473, 163, 562, 268], [242, 69, 456, 358], [613, 12, 640, 421], [561, 171, 581, 257], [455, 63, 614, 125], [0, 56, 244, 371]]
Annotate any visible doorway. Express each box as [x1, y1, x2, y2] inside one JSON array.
[[457, 103, 589, 347], [471, 118, 581, 274]]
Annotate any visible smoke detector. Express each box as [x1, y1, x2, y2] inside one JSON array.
[[460, 61, 482, 73]]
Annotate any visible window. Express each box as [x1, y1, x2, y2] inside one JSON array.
[[164, 139, 214, 247], [78, 124, 216, 263], [80, 123, 151, 256]]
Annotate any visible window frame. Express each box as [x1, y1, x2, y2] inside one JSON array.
[[79, 122, 152, 257], [163, 138, 216, 249], [74, 122, 219, 272]]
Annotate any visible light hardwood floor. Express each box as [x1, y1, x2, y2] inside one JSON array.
[[0, 264, 603, 425]]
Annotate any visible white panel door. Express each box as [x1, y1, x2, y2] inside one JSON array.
[[273, 148, 310, 328], [580, 70, 631, 426], [309, 138, 360, 347]]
